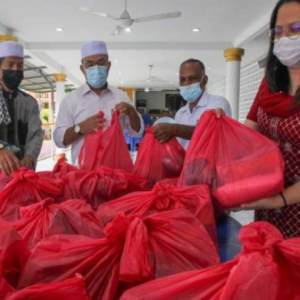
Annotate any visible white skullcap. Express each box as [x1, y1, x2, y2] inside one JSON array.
[[0, 41, 24, 58], [81, 41, 108, 59]]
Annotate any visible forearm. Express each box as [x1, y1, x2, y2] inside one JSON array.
[[128, 111, 141, 133], [282, 181, 300, 206], [63, 127, 81, 146], [172, 124, 195, 140]]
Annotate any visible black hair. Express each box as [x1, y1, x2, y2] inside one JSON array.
[[0, 58, 4, 66], [180, 58, 206, 75], [266, 0, 300, 107]]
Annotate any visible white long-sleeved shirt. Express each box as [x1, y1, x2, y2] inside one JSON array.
[[175, 92, 232, 150], [54, 84, 144, 164]]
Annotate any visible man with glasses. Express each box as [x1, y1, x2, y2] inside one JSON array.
[[152, 58, 231, 150], [0, 41, 43, 176], [54, 41, 143, 165]]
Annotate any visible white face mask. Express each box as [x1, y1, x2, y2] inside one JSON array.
[[273, 36, 300, 68]]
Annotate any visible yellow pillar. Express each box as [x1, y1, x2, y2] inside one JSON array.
[[224, 48, 245, 120], [0, 35, 19, 42], [54, 73, 67, 161], [224, 48, 245, 62]]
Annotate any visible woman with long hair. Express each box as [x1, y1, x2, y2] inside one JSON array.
[[241, 0, 300, 238]]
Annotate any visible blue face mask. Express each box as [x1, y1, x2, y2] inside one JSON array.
[[86, 65, 107, 89], [180, 82, 203, 103]]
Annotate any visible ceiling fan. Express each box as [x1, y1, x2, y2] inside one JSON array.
[[126, 65, 169, 91], [80, 0, 181, 36]]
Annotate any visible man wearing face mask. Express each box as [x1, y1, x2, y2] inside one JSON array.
[[53, 41, 144, 165], [152, 58, 232, 150], [0, 41, 43, 176]]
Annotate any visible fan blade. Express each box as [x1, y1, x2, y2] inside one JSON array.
[[134, 11, 181, 23], [91, 11, 119, 20], [111, 26, 123, 36]]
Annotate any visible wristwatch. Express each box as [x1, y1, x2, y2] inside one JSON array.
[[74, 125, 83, 135], [0, 143, 5, 150]]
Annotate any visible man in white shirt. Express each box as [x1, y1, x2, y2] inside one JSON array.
[[152, 58, 232, 150], [54, 41, 144, 164]]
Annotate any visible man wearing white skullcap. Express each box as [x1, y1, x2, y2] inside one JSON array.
[[54, 41, 144, 165], [0, 41, 43, 176]]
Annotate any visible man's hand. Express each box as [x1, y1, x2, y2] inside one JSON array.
[[206, 107, 225, 118], [115, 102, 136, 117], [20, 155, 34, 170], [79, 114, 106, 134], [152, 123, 175, 143], [0, 149, 20, 176]]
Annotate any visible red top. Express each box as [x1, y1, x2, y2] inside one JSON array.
[[247, 78, 300, 238], [247, 78, 299, 121]]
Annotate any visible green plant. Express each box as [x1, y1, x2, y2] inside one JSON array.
[[41, 109, 50, 123]]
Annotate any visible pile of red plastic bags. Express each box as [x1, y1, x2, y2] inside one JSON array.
[[0, 111, 289, 299]]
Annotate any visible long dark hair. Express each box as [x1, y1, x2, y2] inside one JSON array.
[[266, 0, 300, 107]]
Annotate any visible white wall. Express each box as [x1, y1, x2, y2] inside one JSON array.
[[136, 90, 180, 111]]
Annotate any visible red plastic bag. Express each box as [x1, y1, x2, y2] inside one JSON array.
[[0, 171, 11, 192], [0, 251, 15, 299], [133, 127, 185, 187], [79, 111, 133, 172], [19, 210, 219, 300], [7, 276, 90, 300], [178, 111, 284, 209], [63, 169, 90, 199], [38, 157, 78, 180], [77, 166, 150, 209], [0, 218, 30, 287], [97, 182, 217, 245], [12, 198, 104, 249], [120, 222, 300, 300], [0, 169, 65, 222]]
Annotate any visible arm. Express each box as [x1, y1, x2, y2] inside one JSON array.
[[152, 123, 195, 143], [23, 101, 44, 168], [62, 114, 105, 146], [244, 119, 260, 132], [53, 98, 106, 148], [237, 181, 300, 210], [115, 102, 141, 133], [116, 92, 144, 137]]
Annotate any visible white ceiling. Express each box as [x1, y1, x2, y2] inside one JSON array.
[[0, 0, 277, 90]]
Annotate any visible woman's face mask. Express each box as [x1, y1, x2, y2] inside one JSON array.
[[273, 36, 300, 68]]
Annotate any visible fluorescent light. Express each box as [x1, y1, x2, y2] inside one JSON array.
[[192, 28, 201, 33], [118, 72, 122, 75], [56, 27, 64, 32], [144, 87, 150, 92], [120, 81, 124, 84], [124, 27, 132, 32], [92, 12, 107, 17], [207, 67, 212, 70], [79, 7, 90, 12], [114, 60, 118, 63], [176, 72, 179, 76]]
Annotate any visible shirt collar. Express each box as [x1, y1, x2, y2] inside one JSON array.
[[81, 83, 113, 97], [181, 91, 208, 113]]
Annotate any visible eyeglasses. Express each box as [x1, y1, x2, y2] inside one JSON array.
[[269, 23, 300, 43], [82, 60, 108, 69]]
